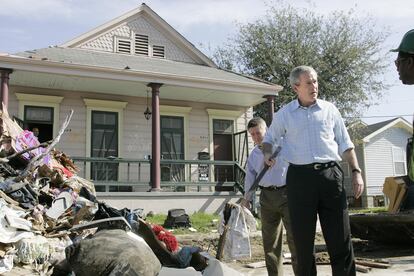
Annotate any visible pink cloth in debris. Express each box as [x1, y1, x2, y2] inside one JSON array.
[[14, 130, 50, 164]]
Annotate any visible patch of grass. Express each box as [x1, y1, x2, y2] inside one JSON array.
[[145, 212, 220, 235], [145, 213, 167, 225]]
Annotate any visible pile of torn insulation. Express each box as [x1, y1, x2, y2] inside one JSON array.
[[0, 109, 206, 276]]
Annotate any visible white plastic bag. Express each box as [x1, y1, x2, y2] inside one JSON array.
[[218, 204, 257, 260]]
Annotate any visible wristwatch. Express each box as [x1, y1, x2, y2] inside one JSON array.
[[352, 168, 362, 174]]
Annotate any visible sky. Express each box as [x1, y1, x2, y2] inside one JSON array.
[[0, 0, 413, 125]]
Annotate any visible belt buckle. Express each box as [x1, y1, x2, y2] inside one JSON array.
[[313, 163, 322, 170]]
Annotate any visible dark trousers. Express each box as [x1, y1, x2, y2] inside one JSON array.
[[287, 164, 355, 276]]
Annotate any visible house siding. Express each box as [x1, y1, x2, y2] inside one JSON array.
[[8, 89, 253, 184], [78, 15, 198, 64], [364, 127, 411, 196]]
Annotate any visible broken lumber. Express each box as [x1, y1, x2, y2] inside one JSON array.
[[355, 259, 391, 269], [356, 264, 371, 273]]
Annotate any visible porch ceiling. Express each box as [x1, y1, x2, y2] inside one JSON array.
[[9, 70, 268, 106]]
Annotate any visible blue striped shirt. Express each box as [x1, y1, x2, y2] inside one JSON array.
[[244, 144, 288, 199], [263, 99, 354, 164]]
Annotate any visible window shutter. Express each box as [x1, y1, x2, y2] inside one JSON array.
[[135, 34, 149, 56], [116, 38, 131, 54], [152, 45, 165, 58]]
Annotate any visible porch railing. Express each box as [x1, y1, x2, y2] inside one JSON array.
[[71, 157, 246, 193]]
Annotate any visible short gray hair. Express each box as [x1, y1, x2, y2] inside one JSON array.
[[289, 66, 318, 87], [247, 117, 267, 130]]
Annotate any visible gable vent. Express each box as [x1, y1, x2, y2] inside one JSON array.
[[116, 38, 131, 54], [152, 45, 165, 58], [134, 34, 149, 56]]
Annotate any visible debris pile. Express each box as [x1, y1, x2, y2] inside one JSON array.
[[0, 108, 243, 276]]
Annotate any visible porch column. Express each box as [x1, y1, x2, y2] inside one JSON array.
[[263, 94, 276, 126], [148, 82, 163, 191], [0, 68, 13, 111]]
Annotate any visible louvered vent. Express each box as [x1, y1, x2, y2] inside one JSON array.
[[116, 39, 131, 54], [135, 34, 149, 56], [152, 45, 165, 58]]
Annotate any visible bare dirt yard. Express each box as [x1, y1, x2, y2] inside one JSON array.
[[178, 231, 414, 275]]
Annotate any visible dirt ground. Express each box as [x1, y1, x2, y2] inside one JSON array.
[[177, 231, 414, 275]]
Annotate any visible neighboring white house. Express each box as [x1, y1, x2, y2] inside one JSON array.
[[0, 4, 281, 213], [342, 117, 413, 208]]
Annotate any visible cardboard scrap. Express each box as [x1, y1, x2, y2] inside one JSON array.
[[383, 176, 407, 213]]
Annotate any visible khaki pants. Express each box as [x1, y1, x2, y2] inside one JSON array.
[[260, 187, 298, 276]]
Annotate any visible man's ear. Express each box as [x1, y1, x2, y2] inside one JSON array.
[[408, 56, 414, 68]]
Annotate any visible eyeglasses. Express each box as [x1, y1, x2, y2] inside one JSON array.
[[394, 57, 408, 67]]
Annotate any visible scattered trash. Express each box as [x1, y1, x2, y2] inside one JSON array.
[[0, 107, 240, 275]]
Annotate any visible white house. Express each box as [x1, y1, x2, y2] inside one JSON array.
[[343, 117, 413, 207], [0, 4, 282, 213]]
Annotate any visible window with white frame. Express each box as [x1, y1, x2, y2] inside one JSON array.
[[392, 146, 406, 175]]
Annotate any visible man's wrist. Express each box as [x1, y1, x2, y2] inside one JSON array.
[[352, 168, 362, 174]]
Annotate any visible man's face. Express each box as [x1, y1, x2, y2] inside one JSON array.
[[293, 72, 318, 106], [248, 125, 266, 145], [395, 54, 414, 85]]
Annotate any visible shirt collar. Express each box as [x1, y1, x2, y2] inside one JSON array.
[[290, 99, 321, 112]]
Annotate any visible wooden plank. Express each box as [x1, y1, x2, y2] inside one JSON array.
[[355, 259, 391, 269], [356, 264, 371, 273]]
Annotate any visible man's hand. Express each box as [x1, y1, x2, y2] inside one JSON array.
[[352, 172, 364, 199], [262, 142, 273, 166], [240, 198, 251, 209]]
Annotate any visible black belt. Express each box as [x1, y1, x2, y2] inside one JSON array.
[[260, 185, 286, 191], [289, 161, 337, 171]]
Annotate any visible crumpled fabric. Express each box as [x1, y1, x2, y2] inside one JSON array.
[[218, 204, 257, 261], [0, 254, 14, 274], [9, 184, 38, 209], [175, 246, 200, 268], [15, 235, 50, 265], [0, 199, 34, 244]]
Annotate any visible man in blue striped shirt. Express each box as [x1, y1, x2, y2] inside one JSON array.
[[262, 66, 364, 276], [241, 117, 297, 276]]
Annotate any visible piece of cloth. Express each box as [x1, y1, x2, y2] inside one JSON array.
[[0, 254, 14, 274], [66, 229, 161, 276], [93, 202, 136, 223], [175, 246, 201, 268], [15, 235, 50, 265], [151, 224, 178, 252], [260, 186, 298, 276], [8, 183, 38, 209], [263, 99, 354, 164], [0, 199, 34, 244], [244, 144, 288, 201], [287, 164, 355, 276]]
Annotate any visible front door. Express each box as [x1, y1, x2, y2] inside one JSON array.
[[90, 111, 125, 192], [161, 116, 185, 189], [213, 119, 234, 185]]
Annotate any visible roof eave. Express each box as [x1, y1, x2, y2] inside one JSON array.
[[0, 55, 279, 95]]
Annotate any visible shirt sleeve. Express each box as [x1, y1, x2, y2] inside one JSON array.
[[244, 149, 258, 200], [263, 111, 285, 147], [332, 105, 354, 154]]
